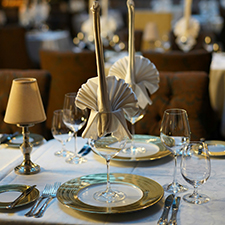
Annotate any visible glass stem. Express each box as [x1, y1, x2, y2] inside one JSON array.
[[74, 132, 78, 156], [131, 123, 135, 151], [105, 158, 111, 193], [192, 185, 199, 199], [172, 155, 178, 191]]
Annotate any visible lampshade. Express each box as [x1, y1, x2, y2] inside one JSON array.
[[4, 78, 46, 125], [143, 22, 159, 42]]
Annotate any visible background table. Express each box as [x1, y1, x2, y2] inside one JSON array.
[[0, 137, 224, 224]]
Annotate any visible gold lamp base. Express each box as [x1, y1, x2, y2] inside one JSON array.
[[14, 157, 40, 175], [15, 125, 41, 175]]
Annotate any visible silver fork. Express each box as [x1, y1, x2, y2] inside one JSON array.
[[25, 184, 52, 217], [34, 182, 61, 218]]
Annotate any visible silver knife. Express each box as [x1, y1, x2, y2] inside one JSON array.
[[157, 194, 175, 225], [6, 185, 36, 209], [168, 196, 181, 225]]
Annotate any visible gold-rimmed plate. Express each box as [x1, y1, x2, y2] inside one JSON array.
[[205, 140, 225, 157], [7, 133, 44, 148], [0, 184, 39, 209], [112, 135, 171, 161], [57, 173, 164, 214]]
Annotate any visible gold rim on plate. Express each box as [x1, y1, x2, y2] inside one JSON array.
[[0, 184, 39, 209], [205, 140, 225, 157], [7, 133, 44, 148], [57, 173, 164, 214], [112, 135, 171, 161]]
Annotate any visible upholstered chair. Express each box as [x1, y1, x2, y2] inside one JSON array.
[[39, 49, 97, 135], [135, 71, 218, 141], [142, 49, 212, 73]]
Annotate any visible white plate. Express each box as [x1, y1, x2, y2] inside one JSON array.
[[205, 140, 225, 157]]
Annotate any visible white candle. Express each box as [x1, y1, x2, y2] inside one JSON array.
[[89, 0, 94, 20]]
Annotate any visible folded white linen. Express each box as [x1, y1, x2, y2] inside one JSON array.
[[75, 2, 138, 141], [75, 76, 138, 141], [108, 0, 159, 110]]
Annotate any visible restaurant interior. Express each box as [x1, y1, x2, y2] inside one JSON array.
[[0, 1, 225, 224]]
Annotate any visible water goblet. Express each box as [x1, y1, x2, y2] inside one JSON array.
[[63, 92, 88, 164], [181, 141, 211, 204], [89, 115, 127, 203], [51, 109, 74, 157], [160, 108, 191, 193], [124, 106, 147, 155]]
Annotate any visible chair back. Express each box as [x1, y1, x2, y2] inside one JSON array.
[[135, 71, 218, 140], [0, 26, 34, 69], [39, 49, 97, 131], [142, 49, 212, 73], [0, 69, 51, 139]]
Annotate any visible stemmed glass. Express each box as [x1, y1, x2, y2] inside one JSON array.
[[160, 108, 191, 193], [51, 109, 74, 157], [89, 113, 127, 203], [63, 92, 88, 164], [181, 141, 211, 204], [124, 106, 147, 155]]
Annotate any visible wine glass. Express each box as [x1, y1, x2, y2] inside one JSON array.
[[89, 113, 127, 203], [63, 92, 88, 164], [51, 109, 74, 157], [181, 141, 211, 204], [124, 106, 147, 155], [160, 108, 191, 193]]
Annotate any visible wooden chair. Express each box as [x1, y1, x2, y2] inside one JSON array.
[[0, 69, 51, 139], [0, 25, 35, 69], [142, 49, 212, 73], [135, 71, 218, 141], [39, 49, 97, 133]]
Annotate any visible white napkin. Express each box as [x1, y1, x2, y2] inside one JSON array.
[[108, 55, 159, 109], [75, 76, 138, 140], [75, 2, 138, 141], [108, 0, 159, 110]]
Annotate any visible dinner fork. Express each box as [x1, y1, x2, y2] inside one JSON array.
[[34, 182, 61, 218], [25, 184, 52, 217]]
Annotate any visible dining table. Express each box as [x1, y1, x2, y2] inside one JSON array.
[[0, 135, 224, 225]]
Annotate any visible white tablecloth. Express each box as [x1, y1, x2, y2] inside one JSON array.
[[25, 30, 73, 65], [0, 137, 224, 225], [209, 52, 225, 137]]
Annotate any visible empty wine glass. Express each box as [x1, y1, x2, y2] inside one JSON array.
[[160, 108, 191, 193], [181, 141, 211, 204], [89, 113, 127, 203], [51, 109, 74, 157], [124, 106, 147, 155], [63, 92, 88, 164]]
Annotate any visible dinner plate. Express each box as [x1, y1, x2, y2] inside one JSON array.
[[0, 184, 39, 209], [112, 135, 171, 161], [7, 133, 44, 148], [205, 140, 225, 157], [57, 173, 164, 214]]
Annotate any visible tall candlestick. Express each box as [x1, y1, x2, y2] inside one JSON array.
[[184, 0, 192, 35]]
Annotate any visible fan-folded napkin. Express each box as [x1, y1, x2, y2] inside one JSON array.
[[75, 2, 138, 141]]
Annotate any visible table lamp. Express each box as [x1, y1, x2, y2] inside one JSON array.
[[4, 78, 46, 175], [143, 22, 159, 50]]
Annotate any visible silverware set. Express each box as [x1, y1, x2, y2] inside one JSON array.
[[158, 194, 181, 225], [25, 182, 61, 218]]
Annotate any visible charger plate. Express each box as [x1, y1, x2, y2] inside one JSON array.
[[0, 184, 39, 209], [57, 173, 164, 214], [7, 133, 44, 148], [112, 135, 171, 161], [205, 140, 225, 157]]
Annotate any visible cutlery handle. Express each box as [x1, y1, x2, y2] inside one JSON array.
[[169, 209, 178, 225], [25, 197, 44, 217], [158, 206, 170, 225], [34, 197, 53, 218]]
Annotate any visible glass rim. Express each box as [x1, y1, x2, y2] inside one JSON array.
[[164, 108, 187, 115]]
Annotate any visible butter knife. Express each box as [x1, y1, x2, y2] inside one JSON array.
[[168, 196, 181, 225], [157, 194, 175, 225], [6, 185, 36, 209]]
